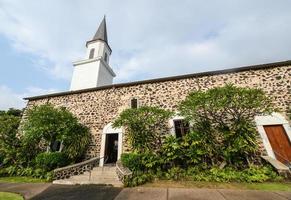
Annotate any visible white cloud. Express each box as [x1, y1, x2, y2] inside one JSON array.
[[0, 85, 24, 110], [0, 85, 59, 110], [0, 0, 291, 84]]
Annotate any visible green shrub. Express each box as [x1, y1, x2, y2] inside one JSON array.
[[124, 171, 154, 187], [121, 151, 161, 172], [23, 104, 90, 161], [187, 165, 281, 183], [121, 153, 143, 171], [164, 167, 186, 180], [160, 136, 183, 168], [16, 167, 34, 177], [35, 152, 69, 171], [113, 106, 173, 153], [179, 84, 273, 167], [0, 114, 22, 166], [32, 168, 53, 180], [114, 85, 281, 187], [242, 165, 281, 182]]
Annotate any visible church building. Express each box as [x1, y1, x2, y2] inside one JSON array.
[[24, 18, 291, 168]]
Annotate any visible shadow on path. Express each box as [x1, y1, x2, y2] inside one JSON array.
[[31, 184, 123, 200]]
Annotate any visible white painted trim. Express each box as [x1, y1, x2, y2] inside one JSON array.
[[73, 57, 116, 77], [99, 123, 123, 167], [255, 112, 291, 160], [130, 97, 140, 108]]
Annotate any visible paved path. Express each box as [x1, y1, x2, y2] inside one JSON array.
[[1, 182, 291, 200], [116, 187, 291, 200], [0, 182, 51, 199]]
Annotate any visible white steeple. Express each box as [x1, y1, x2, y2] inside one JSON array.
[[70, 17, 116, 91]]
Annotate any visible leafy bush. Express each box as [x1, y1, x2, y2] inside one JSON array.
[[121, 152, 161, 187], [187, 165, 281, 183], [124, 171, 154, 187], [32, 168, 53, 180], [114, 106, 173, 153], [23, 104, 90, 161], [160, 136, 183, 168], [0, 114, 22, 166], [117, 85, 280, 187], [35, 152, 69, 171], [164, 167, 186, 180], [179, 84, 273, 167], [121, 151, 160, 172], [121, 153, 144, 171]]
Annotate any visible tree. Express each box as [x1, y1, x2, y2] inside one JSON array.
[[23, 104, 90, 160], [0, 108, 23, 117], [113, 106, 173, 153], [179, 84, 273, 167], [0, 114, 22, 165], [6, 108, 23, 117]]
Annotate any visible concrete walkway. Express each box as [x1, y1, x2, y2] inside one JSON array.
[[1, 182, 291, 200], [116, 187, 291, 200], [0, 182, 51, 199]]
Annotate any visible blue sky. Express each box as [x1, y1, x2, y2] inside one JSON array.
[[1, 0, 291, 110]]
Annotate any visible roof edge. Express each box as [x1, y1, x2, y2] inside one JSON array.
[[86, 39, 112, 52], [24, 60, 291, 101]]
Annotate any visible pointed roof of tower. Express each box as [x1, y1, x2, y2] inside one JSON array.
[[92, 16, 108, 43], [86, 16, 111, 51]]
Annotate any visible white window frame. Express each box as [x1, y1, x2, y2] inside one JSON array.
[[130, 97, 139, 109], [169, 115, 186, 137]]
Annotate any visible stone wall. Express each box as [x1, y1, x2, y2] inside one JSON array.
[[25, 64, 291, 158], [53, 157, 100, 180]]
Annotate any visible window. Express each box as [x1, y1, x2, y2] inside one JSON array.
[[50, 140, 61, 152], [174, 119, 190, 138], [89, 48, 95, 59], [131, 98, 138, 109], [104, 52, 108, 62]]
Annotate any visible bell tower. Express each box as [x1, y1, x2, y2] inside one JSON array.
[[70, 17, 116, 91]]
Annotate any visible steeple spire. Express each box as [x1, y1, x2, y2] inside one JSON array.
[[71, 16, 115, 91], [92, 16, 108, 43]]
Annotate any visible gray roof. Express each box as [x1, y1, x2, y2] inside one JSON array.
[[92, 16, 108, 43]]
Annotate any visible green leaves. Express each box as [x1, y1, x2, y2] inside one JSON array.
[[178, 84, 273, 167], [0, 114, 22, 166], [23, 104, 90, 161], [113, 106, 173, 153], [35, 152, 69, 171]]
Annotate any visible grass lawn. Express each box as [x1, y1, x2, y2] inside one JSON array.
[[144, 180, 291, 191], [0, 176, 47, 183], [0, 192, 23, 200]]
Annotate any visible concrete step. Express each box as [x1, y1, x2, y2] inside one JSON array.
[[91, 168, 116, 173], [53, 166, 123, 187], [261, 156, 291, 178], [69, 174, 90, 181], [90, 177, 119, 181], [90, 171, 117, 176], [53, 179, 123, 187], [83, 171, 90, 176]]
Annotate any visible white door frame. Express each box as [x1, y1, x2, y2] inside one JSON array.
[[99, 123, 123, 167], [255, 112, 291, 160]]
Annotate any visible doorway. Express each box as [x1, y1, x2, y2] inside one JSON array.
[[263, 125, 291, 164], [104, 133, 118, 164], [255, 113, 291, 165], [100, 123, 123, 167]]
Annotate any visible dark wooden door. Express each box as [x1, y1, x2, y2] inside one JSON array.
[[263, 125, 291, 164]]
